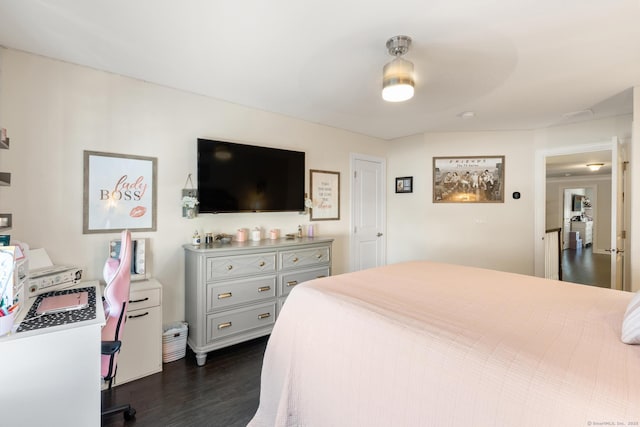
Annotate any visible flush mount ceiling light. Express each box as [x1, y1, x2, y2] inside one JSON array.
[[382, 35, 415, 102], [587, 163, 604, 171]]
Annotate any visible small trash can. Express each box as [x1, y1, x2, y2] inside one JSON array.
[[162, 322, 188, 363]]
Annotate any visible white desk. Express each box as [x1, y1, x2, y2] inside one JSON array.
[[0, 281, 105, 427]]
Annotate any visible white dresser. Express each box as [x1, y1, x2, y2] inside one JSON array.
[[570, 221, 593, 246], [184, 237, 333, 366]]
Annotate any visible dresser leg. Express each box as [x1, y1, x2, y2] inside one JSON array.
[[195, 352, 207, 366]]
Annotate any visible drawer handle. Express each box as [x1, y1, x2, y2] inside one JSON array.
[[317, 275, 326, 278], [316, 254, 323, 259], [129, 297, 149, 304], [218, 292, 233, 299], [258, 312, 271, 320], [128, 311, 149, 319], [258, 286, 271, 292], [259, 261, 266, 267], [292, 257, 299, 263], [218, 322, 232, 330], [226, 265, 233, 270], [287, 280, 298, 287]]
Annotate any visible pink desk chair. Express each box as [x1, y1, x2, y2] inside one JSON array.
[[101, 229, 136, 421]]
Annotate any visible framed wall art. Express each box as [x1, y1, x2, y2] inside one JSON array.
[[395, 176, 413, 193], [433, 156, 505, 203], [83, 150, 157, 233], [309, 169, 340, 221]]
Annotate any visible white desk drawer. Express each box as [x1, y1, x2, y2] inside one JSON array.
[[279, 246, 330, 271], [207, 302, 276, 341], [128, 288, 160, 311], [207, 253, 276, 280], [207, 276, 276, 311]]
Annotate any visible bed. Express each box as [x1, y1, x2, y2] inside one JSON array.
[[248, 261, 640, 427]]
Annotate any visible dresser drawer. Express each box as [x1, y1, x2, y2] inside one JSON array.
[[206, 253, 276, 280], [279, 246, 330, 271], [279, 266, 330, 297], [207, 276, 276, 311], [128, 288, 161, 311], [207, 302, 276, 341]]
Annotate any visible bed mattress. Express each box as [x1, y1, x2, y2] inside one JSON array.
[[248, 261, 640, 426]]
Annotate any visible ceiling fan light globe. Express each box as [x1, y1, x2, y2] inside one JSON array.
[[382, 83, 414, 102], [382, 56, 415, 102]]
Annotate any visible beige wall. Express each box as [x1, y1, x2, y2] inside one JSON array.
[[387, 116, 633, 284], [387, 130, 536, 274], [0, 49, 388, 323]]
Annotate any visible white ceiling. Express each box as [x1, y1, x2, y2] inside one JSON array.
[[0, 1, 638, 140], [546, 150, 612, 179]]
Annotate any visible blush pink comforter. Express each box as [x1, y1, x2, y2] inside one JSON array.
[[248, 261, 640, 426]]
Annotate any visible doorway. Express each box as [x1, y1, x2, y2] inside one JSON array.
[[535, 139, 624, 289], [557, 186, 611, 287], [550, 176, 612, 288]]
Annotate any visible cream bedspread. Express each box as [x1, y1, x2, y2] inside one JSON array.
[[248, 261, 640, 427]]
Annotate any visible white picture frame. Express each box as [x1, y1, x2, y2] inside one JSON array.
[[83, 151, 157, 233]]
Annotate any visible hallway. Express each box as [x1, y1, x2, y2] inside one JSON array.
[[561, 246, 610, 288]]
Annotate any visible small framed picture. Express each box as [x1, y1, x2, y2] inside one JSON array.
[[395, 176, 413, 193]]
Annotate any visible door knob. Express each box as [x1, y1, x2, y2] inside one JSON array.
[[377, 232, 383, 237]]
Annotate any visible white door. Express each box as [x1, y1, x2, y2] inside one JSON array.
[[351, 154, 386, 271]]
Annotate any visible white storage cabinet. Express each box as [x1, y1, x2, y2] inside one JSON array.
[[115, 278, 163, 384]]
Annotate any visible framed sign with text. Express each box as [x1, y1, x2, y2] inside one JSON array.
[[83, 151, 157, 233], [309, 169, 340, 221]]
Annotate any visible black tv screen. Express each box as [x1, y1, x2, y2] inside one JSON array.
[[197, 139, 305, 213]]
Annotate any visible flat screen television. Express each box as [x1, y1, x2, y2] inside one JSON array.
[[197, 139, 305, 213]]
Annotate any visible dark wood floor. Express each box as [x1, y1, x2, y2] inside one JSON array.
[[102, 336, 268, 427], [561, 245, 610, 288]]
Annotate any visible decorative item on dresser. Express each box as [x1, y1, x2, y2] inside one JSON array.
[[184, 237, 333, 366]]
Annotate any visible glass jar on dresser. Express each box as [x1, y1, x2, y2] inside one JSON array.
[[183, 237, 333, 366]]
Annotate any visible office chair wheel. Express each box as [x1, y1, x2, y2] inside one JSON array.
[[124, 407, 136, 421]]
